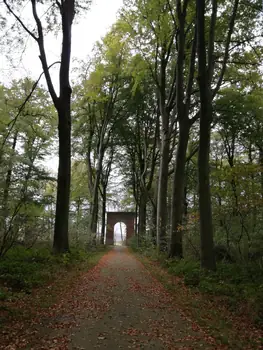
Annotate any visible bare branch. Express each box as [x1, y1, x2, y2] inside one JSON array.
[[31, 0, 59, 106], [3, 0, 38, 41]]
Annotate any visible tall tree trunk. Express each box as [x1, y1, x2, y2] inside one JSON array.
[[3, 132, 18, 228], [151, 204, 157, 244], [76, 198, 81, 242], [100, 186, 106, 244], [169, 0, 195, 258], [53, 103, 71, 252], [135, 201, 138, 236], [169, 120, 190, 257], [90, 148, 104, 236], [156, 129, 170, 251], [52, 0, 75, 253], [169, 0, 187, 258], [196, 0, 216, 271], [90, 183, 99, 235], [196, 0, 239, 269], [150, 175, 158, 244], [138, 191, 147, 236], [167, 187, 172, 235], [156, 104, 170, 251]]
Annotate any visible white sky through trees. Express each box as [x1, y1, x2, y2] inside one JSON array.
[[1, 0, 124, 82], [0, 0, 124, 173]]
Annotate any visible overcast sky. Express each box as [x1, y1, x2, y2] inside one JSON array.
[[1, 0, 124, 83], [0, 0, 124, 173]]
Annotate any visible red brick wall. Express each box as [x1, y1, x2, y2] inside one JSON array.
[[105, 212, 136, 245]]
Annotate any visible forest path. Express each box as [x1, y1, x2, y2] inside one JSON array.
[[64, 247, 215, 349], [1, 247, 219, 349]]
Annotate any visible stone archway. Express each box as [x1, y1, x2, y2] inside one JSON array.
[[106, 212, 136, 245]]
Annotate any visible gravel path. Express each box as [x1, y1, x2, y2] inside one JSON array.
[[67, 247, 216, 349]]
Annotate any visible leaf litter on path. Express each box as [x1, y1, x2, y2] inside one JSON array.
[[1, 247, 262, 349]]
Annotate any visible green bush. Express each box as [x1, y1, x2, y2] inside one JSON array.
[[0, 248, 53, 291], [167, 259, 201, 286], [129, 235, 169, 264], [161, 256, 263, 324], [0, 245, 93, 293]]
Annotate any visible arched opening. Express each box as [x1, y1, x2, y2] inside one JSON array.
[[113, 222, 127, 246], [106, 212, 136, 245]]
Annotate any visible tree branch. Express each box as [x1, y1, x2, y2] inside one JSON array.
[[0, 61, 60, 152], [213, 0, 240, 98], [31, 0, 59, 106], [3, 0, 38, 41]]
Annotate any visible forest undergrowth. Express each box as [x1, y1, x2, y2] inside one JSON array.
[[0, 244, 107, 329]]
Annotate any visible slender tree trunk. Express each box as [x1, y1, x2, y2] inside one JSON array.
[[90, 145, 104, 236], [169, 120, 190, 257], [248, 144, 257, 232], [157, 111, 170, 251], [76, 198, 81, 242], [135, 201, 138, 235], [151, 204, 157, 244], [196, 0, 216, 270], [3, 132, 18, 228], [90, 173, 101, 235], [138, 191, 147, 236], [149, 175, 158, 244], [90, 184, 99, 235], [169, 1, 195, 258], [168, 0, 186, 256], [100, 186, 106, 244], [184, 182, 188, 216], [167, 188, 172, 234]]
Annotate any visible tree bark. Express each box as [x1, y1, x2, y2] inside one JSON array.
[[53, 0, 75, 253], [3, 132, 18, 228], [100, 185, 106, 244], [53, 102, 71, 252], [196, 0, 216, 271], [169, 0, 196, 258], [169, 120, 190, 257], [138, 191, 147, 236], [156, 115, 170, 251], [196, 0, 239, 269], [90, 140, 104, 236]]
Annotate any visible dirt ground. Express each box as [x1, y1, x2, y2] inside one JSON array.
[[1, 247, 221, 349]]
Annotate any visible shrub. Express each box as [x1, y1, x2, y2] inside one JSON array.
[[0, 245, 94, 293], [161, 256, 263, 324]]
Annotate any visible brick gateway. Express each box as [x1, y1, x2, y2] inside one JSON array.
[[105, 211, 136, 245]]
